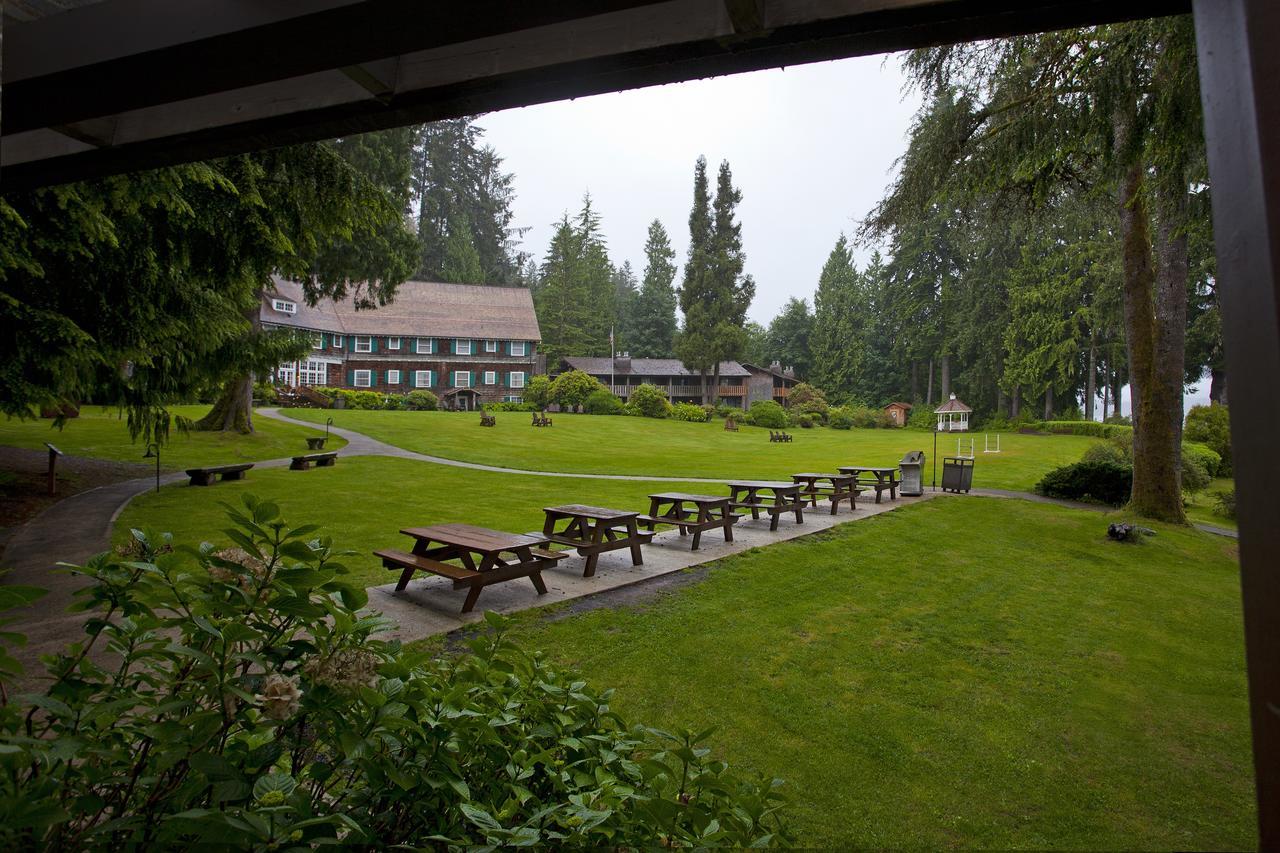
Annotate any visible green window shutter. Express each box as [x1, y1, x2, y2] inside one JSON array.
[[469, 371, 475, 388], [428, 370, 434, 388], [450, 339, 457, 355], [370, 338, 377, 353], [346, 371, 354, 387]]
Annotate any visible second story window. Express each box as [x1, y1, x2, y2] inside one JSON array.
[[485, 340, 498, 353], [456, 339, 473, 356], [272, 299, 296, 314], [354, 336, 372, 353], [388, 337, 401, 350], [311, 333, 323, 350], [415, 337, 432, 354], [333, 336, 343, 350], [510, 341, 528, 357]]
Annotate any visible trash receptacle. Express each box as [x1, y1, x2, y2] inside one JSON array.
[[941, 456, 974, 493], [899, 451, 925, 496]]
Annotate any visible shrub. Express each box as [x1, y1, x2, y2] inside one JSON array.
[[850, 405, 880, 429], [713, 403, 740, 419], [907, 405, 937, 430], [1042, 420, 1132, 439], [796, 413, 817, 429], [0, 500, 793, 849], [523, 374, 552, 409], [1213, 488, 1237, 520], [351, 390, 382, 410], [253, 380, 279, 404], [583, 389, 624, 415], [1104, 414, 1133, 426], [382, 394, 406, 410], [671, 402, 711, 422], [788, 383, 829, 418], [550, 370, 606, 409], [403, 389, 439, 411], [1082, 441, 1128, 466], [828, 406, 854, 430], [1182, 442, 1222, 479], [1035, 461, 1133, 506], [484, 401, 538, 412], [748, 399, 787, 429], [628, 383, 671, 418], [1185, 404, 1231, 475], [1182, 455, 1212, 504]]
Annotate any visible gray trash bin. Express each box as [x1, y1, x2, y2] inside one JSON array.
[[899, 450, 925, 496], [941, 456, 974, 493]]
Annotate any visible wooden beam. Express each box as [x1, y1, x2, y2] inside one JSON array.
[[1193, 0, 1280, 845]]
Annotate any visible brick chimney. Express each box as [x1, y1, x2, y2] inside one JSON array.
[[615, 352, 631, 371]]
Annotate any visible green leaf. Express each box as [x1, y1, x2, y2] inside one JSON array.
[[253, 772, 297, 801]]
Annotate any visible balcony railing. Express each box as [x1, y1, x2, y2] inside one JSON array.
[[610, 383, 746, 398]]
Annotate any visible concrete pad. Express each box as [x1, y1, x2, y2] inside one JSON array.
[[367, 492, 934, 643]]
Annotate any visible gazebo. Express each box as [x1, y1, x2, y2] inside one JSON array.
[[935, 394, 972, 432]]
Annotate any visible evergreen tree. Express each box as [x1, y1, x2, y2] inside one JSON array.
[[533, 195, 615, 364], [810, 235, 864, 400], [765, 297, 815, 379], [440, 216, 485, 284], [631, 219, 679, 357], [611, 261, 638, 352], [676, 157, 717, 399]]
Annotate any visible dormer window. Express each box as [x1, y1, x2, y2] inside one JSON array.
[[272, 299, 297, 314]]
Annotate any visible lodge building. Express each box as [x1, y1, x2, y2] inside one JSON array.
[[262, 277, 541, 410], [559, 355, 753, 409]]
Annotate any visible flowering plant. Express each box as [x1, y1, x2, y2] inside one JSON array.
[[0, 496, 791, 849]]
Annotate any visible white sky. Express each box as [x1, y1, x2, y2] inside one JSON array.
[[476, 53, 1210, 416], [478, 54, 919, 327]]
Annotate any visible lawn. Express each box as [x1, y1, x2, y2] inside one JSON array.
[[430, 498, 1252, 849], [1184, 477, 1236, 530], [115, 456, 709, 588], [282, 409, 1097, 491], [0, 405, 344, 471]]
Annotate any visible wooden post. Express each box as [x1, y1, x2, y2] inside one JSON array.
[[1193, 1, 1280, 844], [44, 443, 62, 497]]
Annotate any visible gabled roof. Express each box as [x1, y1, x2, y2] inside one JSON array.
[[563, 357, 751, 378], [262, 277, 541, 341], [885, 401, 913, 410], [741, 363, 800, 383], [935, 396, 972, 413]]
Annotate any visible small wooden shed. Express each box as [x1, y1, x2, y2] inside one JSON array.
[[883, 401, 912, 427], [935, 394, 972, 432]]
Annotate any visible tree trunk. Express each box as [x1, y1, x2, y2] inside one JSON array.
[[910, 360, 920, 402], [1010, 385, 1021, 419], [1085, 337, 1097, 421], [1043, 385, 1054, 421], [939, 354, 951, 401], [1112, 369, 1123, 419], [196, 375, 255, 433], [1102, 378, 1110, 422], [1210, 368, 1227, 405], [699, 368, 709, 405], [996, 387, 1007, 418], [711, 362, 721, 405], [925, 358, 934, 406]]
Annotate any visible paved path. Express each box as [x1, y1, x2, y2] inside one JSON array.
[[0, 413, 1237, 674]]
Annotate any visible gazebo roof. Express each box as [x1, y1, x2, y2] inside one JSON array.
[[935, 395, 972, 414]]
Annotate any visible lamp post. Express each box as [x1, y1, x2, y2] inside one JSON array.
[[325, 417, 333, 441], [931, 425, 938, 492], [142, 442, 160, 493]]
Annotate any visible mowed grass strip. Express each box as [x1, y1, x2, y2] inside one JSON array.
[[114, 456, 712, 588], [0, 405, 342, 472], [456, 497, 1252, 849], [283, 408, 1097, 491]]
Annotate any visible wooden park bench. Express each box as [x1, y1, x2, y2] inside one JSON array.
[[185, 463, 254, 487], [479, 413, 496, 427], [791, 473, 862, 515], [537, 505, 654, 577], [531, 412, 553, 427], [769, 430, 793, 443], [727, 481, 805, 531], [640, 493, 739, 551], [290, 451, 338, 470]]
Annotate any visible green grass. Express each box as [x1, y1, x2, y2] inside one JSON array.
[[441, 498, 1252, 849], [1184, 477, 1237, 530], [282, 409, 1097, 491], [0, 405, 344, 471], [115, 456, 709, 588]]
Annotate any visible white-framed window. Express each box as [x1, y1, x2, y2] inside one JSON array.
[[509, 371, 526, 389], [456, 339, 473, 355], [353, 369, 372, 388], [483, 370, 497, 385], [510, 341, 528, 357], [272, 299, 296, 314], [454, 370, 471, 388], [354, 335, 372, 353], [311, 333, 323, 350], [276, 363, 296, 385], [485, 340, 498, 353], [503, 395, 523, 404], [333, 335, 343, 350], [299, 359, 328, 386], [387, 369, 401, 385], [388, 337, 401, 350], [414, 369, 432, 388], [415, 337, 432, 354]]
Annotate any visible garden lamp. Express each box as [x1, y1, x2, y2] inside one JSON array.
[[325, 417, 333, 440], [143, 442, 160, 493]]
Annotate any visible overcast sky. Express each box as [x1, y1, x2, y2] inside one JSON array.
[[478, 53, 920, 327]]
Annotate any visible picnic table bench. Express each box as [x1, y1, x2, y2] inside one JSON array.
[[185, 463, 254, 486], [769, 430, 793, 443], [837, 465, 901, 503], [290, 451, 338, 470], [790, 473, 862, 515], [726, 481, 805, 530], [640, 493, 738, 551], [376, 523, 567, 613], [539, 504, 654, 577], [305, 436, 327, 450], [480, 413, 496, 427]]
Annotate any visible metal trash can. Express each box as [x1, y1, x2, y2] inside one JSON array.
[[899, 450, 925, 496], [941, 456, 975, 493]]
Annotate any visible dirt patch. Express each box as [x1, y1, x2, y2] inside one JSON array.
[[0, 447, 150, 556]]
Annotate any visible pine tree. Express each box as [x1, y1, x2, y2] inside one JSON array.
[[440, 216, 484, 284], [611, 261, 638, 352], [810, 235, 863, 400], [631, 219, 679, 357], [765, 297, 815, 379], [533, 195, 615, 364], [676, 157, 716, 399]]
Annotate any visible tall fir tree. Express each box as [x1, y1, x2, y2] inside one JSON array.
[[676, 157, 717, 398], [533, 195, 615, 364], [810, 235, 864, 401], [611, 261, 638, 353], [765, 297, 815, 379], [439, 216, 485, 284], [631, 219, 679, 358]]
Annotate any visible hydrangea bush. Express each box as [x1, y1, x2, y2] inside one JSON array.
[[0, 497, 791, 849]]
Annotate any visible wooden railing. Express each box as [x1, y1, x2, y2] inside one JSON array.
[[609, 383, 746, 397]]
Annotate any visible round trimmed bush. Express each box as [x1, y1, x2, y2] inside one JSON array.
[[583, 389, 623, 415], [404, 389, 439, 411], [671, 402, 711, 422], [550, 370, 606, 409], [628, 383, 671, 418], [1035, 461, 1133, 506], [748, 400, 787, 429]]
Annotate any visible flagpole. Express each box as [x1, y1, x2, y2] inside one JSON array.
[[610, 325, 615, 393]]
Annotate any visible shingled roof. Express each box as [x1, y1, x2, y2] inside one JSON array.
[[262, 277, 541, 341], [563, 357, 751, 378], [934, 395, 972, 413]]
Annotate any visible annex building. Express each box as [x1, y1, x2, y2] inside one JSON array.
[[560, 355, 753, 409], [262, 278, 542, 410]]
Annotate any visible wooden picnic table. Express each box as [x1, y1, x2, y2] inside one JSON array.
[[837, 465, 901, 503], [375, 523, 565, 613], [641, 493, 737, 551], [541, 504, 654, 577], [726, 480, 805, 531], [790, 472, 862, 515]]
